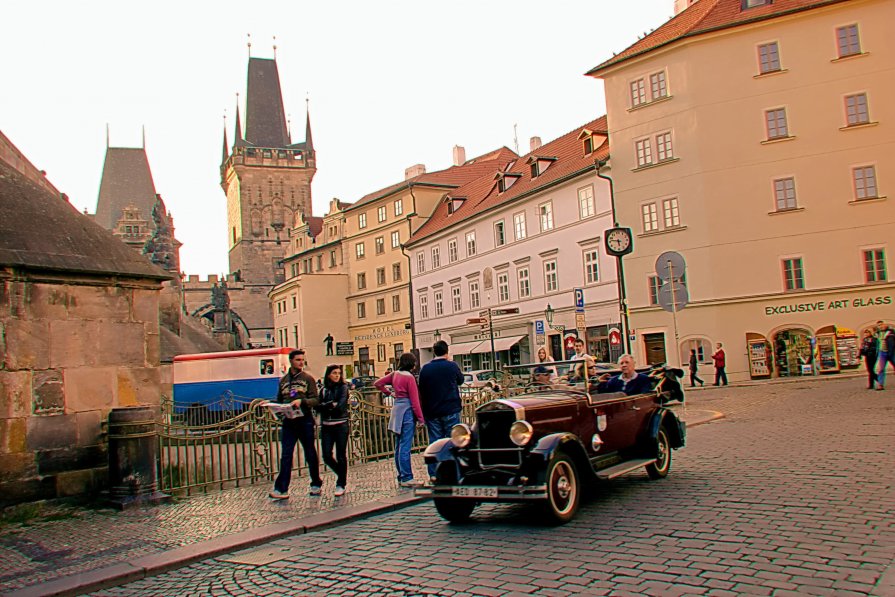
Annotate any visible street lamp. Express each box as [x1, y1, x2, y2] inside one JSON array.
[[433, 329, 441, 341], [544, 304, 565, 332]]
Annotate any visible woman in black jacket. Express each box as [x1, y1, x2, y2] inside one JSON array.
[[860, 329, 879, 389], [318, 364, 350, 495]]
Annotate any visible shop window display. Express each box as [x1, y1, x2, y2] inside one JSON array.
[[774, 329, 813, 376]]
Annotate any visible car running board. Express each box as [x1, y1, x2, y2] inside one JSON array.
[[595, 458, 656, 480]]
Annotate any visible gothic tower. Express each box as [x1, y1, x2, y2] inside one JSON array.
[[220, 56, 316, 343]]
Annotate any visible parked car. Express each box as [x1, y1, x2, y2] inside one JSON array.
[[419, 365, 686, 524], [462, 369, 501, 388]]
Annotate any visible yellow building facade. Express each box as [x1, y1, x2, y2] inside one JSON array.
[[588, 0, 894, 380]]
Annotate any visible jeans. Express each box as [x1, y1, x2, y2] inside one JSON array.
[[714, 367, 728, 386], [395, 407, 416, 482], [864, 355, 879, 388], [321, 423, 348, 487], [274, 417, 322, 493], [425, 412, 461, 478], [878, 352, 895, 388]]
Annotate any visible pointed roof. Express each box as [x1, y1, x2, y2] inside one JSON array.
[[221, 123, 229, 164], [94, 146, 159, 230], [305, 110, 314, 152], [587, 0, 849, 76], [233, 101, 245, 148], [244, 57, 290, 148], [0, 158, 169, 280], [407, 117, 609, 247]]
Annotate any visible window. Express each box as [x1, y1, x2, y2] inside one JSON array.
[[853, 166, 878, 200], [845, 93, 869, 126], [836, 24, 861, 58], [316, 255, 323, 271], [376, 267, 386, 286], [544, 260, 558, 292], [864, 249, 887, 282], [392, 263, 402, 281], [357, 301, 367, 318], [431, 246, 441, 268], [539, 202, 554, 232], [648, 276, 661, 305], [329, 251, 336, 267], [358, 213, 367, 229], [578, 186, 595, 219], [642, 203, 659, 232], [469, 280, 480, 308], [514, 213, 527, 240], [765, 108, 788, 139], [392, 294, 401, 312], [375, 236, 384, 254], [292, 295, 297, 309], [357, 272, 366, 290], [630, 78, 646, 107], [419, 294, 429, 319], [656, 132, 673, 162], [451, 285, 462, 312], [518, 267, 531, 298], [448, 239, 458, 263], [377, 344, 386, 362], [355, 242, 365, 259], [466, 231, 477, 257], [681, 338, 711, 365], [774, 178, 797, 211], [663, 198, 680, 228], [758, 42, 781, 73], [291, 263, 298, 278], [497, 273, 510, 302], [744, 0, 771, 6], [376, 298, 386, 315], [783, 258, 804, 291], [650, 71, 667, 99], [394, 199, 403, 216], [635, 138, 652, 167], [416, 252, 425, 274], [583, 136, 594, 155], [584, 250, 599, 284], [377, 206, 387, 223], [391, 231, 401, 249], [434, 290, 444, 316], [495, 221, 506, 246]]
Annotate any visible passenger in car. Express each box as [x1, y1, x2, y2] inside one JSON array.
[[530, 365, 554, 387], [594, 354, 652, 396]]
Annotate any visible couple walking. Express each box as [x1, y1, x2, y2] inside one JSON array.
[[374, 340, 463, 487], [688, 343, 727, 387], [861, 321, 895, 390]]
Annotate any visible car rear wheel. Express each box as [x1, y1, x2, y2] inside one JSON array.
[[542, 454, 580, 524], [645, 427, 672, 479], [434, 498, 476, 523]]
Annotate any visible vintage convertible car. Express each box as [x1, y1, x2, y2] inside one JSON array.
[[418, 364, 686, 524]]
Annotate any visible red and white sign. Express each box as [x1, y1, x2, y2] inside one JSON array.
[[563, 333, 578, 354], [608, 327, 622, 346]]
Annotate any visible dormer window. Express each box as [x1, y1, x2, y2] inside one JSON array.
[[446, 196, 465, 215], [496, 173, 522, 193], [578, 129, 606, 156], [526, 156, 557, 178], [742, 0, 771, 8]]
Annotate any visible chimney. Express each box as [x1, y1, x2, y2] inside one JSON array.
[[405, 164, 426, 180], [529, 136, 542, 152], [452, 145, 466, 166]]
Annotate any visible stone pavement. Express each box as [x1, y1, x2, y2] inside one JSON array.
[[0, 404, 725, 597]]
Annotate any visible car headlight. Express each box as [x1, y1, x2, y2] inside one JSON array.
[[450, 423, 472, 448], [509, 420, 533, 446]]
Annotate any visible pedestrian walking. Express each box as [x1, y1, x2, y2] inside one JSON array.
[[712, 343, 728, 386], [536, 347, 558, 380], [876, 323, 895, 391], [859, 329, 879, 390], [318, 364, 350, 496], [418, 340, 464, 479], [269, 349, 322, 500], [375, 353, 425, 487], [689, 349, 705, 387]]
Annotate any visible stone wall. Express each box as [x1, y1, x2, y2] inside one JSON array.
[[0, 274, 163, 506]]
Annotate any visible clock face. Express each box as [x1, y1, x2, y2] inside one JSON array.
[[608, 229, 631, 252]]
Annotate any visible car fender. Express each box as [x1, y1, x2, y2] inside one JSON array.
[[647, 408, 686, 449], [422, 438, 454, 465], [528, 432, 591, 478]]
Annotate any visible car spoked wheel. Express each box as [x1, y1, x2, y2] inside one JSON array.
[[646, 428, 672, 479], [433, 462, 476, 523], [543, 455, 579, 523]]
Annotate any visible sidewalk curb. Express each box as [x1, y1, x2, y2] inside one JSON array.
[[3, 493, 426, 597]]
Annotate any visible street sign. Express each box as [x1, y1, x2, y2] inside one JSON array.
[[608, 327, 621, 346], [479, 310, 490, 317], [575, 312, 586, 330], [466, 317, 488, 324], [534, 320, 545, 335], [574, 288, 585, 312], [658, 280, 690, 312], [492, 307, 520, 316], [655, 251, 687, 282], [335, 342, 354, 356]]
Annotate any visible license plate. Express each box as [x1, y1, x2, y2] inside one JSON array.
[[451, 486, 499, 498]]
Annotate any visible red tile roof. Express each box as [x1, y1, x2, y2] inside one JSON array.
[[346, 147, 518, 211], [407, 117, 609, 247], [587, 0, 849, 76]]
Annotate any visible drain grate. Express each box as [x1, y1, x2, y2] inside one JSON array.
[[219, 546, 297, 565]]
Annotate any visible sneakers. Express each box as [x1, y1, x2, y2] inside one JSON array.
[[334, 486, 346, 497], [309, 485, 322, 496], [268, 489, 289, 500], [399, 479, 422, 488]]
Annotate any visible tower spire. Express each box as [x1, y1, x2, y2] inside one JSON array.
[[222, 112, 229, 164], [142, 125, 146, 149], [305, 96, 313, 152], [106, 123, 110, 148], [234, 93, 243, 146]]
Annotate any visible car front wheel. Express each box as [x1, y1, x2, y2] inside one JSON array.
[[543, 454, 580, 524], [434, 498, 476, 523], [645, 427, 672, 479]]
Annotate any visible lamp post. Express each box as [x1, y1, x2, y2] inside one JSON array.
[[544, 303, 565, 333], [433, 329, 441, 342]]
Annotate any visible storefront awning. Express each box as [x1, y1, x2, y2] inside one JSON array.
[[449, 339, 486, 356], [468, 335, 526, 354]]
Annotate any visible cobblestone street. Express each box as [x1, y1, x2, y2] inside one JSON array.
[[81, 377, 894, 596]]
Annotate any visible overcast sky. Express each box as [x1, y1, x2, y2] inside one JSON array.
[[2, 1, 674, 275]]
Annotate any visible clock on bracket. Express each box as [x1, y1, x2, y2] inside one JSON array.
[[604, 227, 633, 257]]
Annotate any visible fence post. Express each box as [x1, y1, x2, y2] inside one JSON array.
[[108, 406, 170, 509]]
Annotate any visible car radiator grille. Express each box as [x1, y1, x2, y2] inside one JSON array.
[[476, 409, 519, 466]]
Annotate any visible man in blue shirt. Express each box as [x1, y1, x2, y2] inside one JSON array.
[[418, 340, 465, 479], [594, 354, 652, 396]]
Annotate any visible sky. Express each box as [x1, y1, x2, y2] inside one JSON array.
[[1, 1, 674, 276]]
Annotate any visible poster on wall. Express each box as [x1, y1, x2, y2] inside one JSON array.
[[748, 339, 770, 378], [835, 329, 859, 368], [816, 334, 840, 373]]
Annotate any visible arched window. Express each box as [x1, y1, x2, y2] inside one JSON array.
[[681, 337, 711, 365]]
